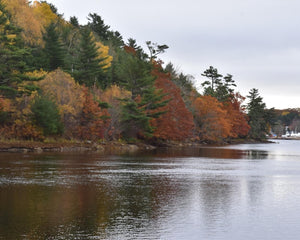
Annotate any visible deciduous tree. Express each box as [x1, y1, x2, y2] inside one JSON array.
[[223, 93, 250, 138], [37, 69, 85, 138], [193, 95, 231, 142], [3, 0, 43, 46], [151, 66, 194, 141], [77, 87, 110, 140]]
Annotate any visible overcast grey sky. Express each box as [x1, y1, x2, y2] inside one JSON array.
[[46, 0, 300, 109]]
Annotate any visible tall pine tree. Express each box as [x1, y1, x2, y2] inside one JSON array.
[[0, 1, 31, 97], [247, 88, 268, 139], [73, 28, 107, 88], [116, 47, 167, 138], [43, 22, 65, 71]]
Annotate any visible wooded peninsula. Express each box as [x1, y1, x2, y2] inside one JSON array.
[[1, 0, 299, 151]]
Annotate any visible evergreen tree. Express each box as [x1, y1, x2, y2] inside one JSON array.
[[69, 16, 79, 27], [116, 48, 167, 138], [0, 2, 31, 97], [201, 66, 223, 96], [117, 49, 153, 98], [87, 13, 110, 41], [31, 95, 63, 136], [43, 22, 65, 71], [201, 66, 236, 102], [146, 41, 169, 61], [73, 28, 107, 88], [246, 88, 268, 139], [107, 30, 124, 48]]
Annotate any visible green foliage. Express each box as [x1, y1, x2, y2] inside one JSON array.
[[88, 13, 110, 41], [146, 41, 169, 60], [0, 2, 32, 97], [69, 16, 79, 27], [107, 30, 124, 48], [43, 22, 66, 71], [246, 88, 269, 139], [116, 50, 153, 98], [31, 95, 63, 136], [115, 49, 167, 138], [73, 27, 107, 88], [0, 111, 9, 125], [121, 99, 152, 138], [277, 110, 300, 126], [164, 62, 197, 110], [201, 66, 236, 102], [0, 1, 278, 143]]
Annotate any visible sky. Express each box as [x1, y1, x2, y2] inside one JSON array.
[[45, 0, 300, 109]]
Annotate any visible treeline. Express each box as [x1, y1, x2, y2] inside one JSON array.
[[0, 0, 276, 143], [271, 109, 300, 136]]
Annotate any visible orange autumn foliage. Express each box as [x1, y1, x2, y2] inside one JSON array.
[[77, 88, 110, 141], [223, 93, 250, 138], [0, 96, 11, 113], [98, 85, 130, 139], [151, 67, 194, 141], [123, 45, 136, 56], [193, 95, 232, 142]]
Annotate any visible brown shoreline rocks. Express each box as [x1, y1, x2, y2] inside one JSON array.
[[0, 141, 155, 153]]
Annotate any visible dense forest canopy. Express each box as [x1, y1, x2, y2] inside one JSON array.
[[0, 0, 290, 143]]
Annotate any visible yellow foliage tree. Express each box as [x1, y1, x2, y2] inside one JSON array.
[[36, 69, 85, 138], [32, 1, 58, 28], [3, 0, 43, 46], [94, 85, 130, 139], [95, 41, 113, 70]]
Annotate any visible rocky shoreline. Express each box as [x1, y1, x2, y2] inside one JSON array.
[[0, 138, 275, 154], [0, 141, 160, 154]]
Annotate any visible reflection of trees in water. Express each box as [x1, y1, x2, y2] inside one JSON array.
[[197, 180, 235, 230], [195, 177, 265, 233], [244, 150, 268, 159], [147, 147, 245, 159], [145, 147, 270, 160], [0, 150, 269, 239]]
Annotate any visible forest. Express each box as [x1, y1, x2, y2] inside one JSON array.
[[0, 0, 294, 145]]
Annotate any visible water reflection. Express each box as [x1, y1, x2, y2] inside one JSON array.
[[149, 146, 269, 160], [1, 141, 300, 239]]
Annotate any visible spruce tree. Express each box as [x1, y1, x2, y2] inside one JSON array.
[[43, 22, 65, 71], [116, 48, 167, 138], [247, 88, 268, 139], [87, 13, 110, 41], [73, 28, 107, 88], [0, 2, 31, 97], [31, 95, 63, 136]]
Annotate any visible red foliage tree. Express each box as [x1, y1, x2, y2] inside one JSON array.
[[223, 93, 250, 138], [77, 87, 110, 141], [150, 65, 194, 141]]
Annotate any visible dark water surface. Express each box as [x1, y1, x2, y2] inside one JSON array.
[[1, 140, 300, 239]]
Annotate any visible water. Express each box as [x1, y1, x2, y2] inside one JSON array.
[[1, 140, 300, 239]]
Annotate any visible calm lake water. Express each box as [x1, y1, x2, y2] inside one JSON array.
[[1, 140, 300, 240]]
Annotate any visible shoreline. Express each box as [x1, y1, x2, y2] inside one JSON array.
[[0, 138, 274, 154]]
